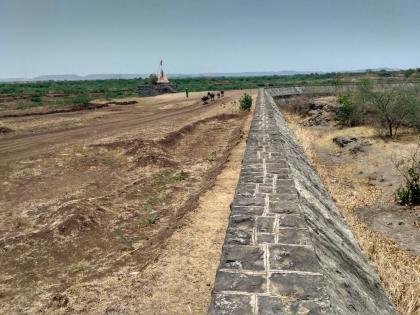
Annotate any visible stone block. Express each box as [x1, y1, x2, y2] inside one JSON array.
[[235, 183, 257, 197], [232, 196, 265, 207], [256, 296, 284, 314], [286, 300, 331, 314], [214, 271, 266, 293], [277, 229, 311, 245], [266, 162, 288, 174], [256, 233, 275, 244], [269, 244, 321, 272], [275, 179, 296, 194], [230, 206, 264, 216], [278, 214, 306, 228], [256, 216, 275, 233], [225, 229, 252, 245], [269, 273, 328, 300], [208, 294, 254, 315], [274, 168, 291, 179], [258, 184, 273, 194], [239, 175, 264, 184], [220, 245, 265, 271], [269, 194, 298, 214], [269, 201, 298, 214], [229, 215, 255, 231]]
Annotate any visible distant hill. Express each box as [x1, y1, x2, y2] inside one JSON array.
[[0, 74, 143, 82], [0, 68, 404, 83]]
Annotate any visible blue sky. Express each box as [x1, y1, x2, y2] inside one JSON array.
[[1, 0, 419, 78]]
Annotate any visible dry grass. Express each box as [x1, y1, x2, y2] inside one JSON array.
[[284, 112, 420, 315]]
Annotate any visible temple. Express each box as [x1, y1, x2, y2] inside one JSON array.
[[138, 59, 176, 97]]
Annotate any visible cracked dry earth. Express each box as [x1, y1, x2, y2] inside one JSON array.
[[0, 90, 256, 314]]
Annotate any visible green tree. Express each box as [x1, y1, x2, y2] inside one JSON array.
[[360, 83, 419, 137], [149, 73, 158, 85]]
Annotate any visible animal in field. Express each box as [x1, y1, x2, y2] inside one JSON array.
[[217, 92, 220, 98], [220, 90, 224, 97], [201, 95, 209, 104], [207, 92, 215, 101]]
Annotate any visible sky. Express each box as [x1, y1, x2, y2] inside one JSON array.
[[1, 0, 420, 78]]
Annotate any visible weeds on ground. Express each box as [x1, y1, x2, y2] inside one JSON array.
[[157, 169, 188, 185], [70, 260, 90, 273], [140, 170, 188, 226], [143, 211, 160, 225], [207, 152, 216, 162]]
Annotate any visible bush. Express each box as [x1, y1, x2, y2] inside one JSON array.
[[394, 144, 420, 205], [239, 93, 252, 111], [335, 94, 366, 127], [31, 95, 42, 103], [336, 95, 355, 126]]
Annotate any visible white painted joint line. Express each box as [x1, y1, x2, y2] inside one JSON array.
[[252, 294, 258, 315], [268, 270, 323, 276], [265, 243, 270, 295], [219, 269, 266, 275], [274, 215, 279, 243], [263, 194, 269, 216]]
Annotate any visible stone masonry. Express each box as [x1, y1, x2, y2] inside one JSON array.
[[208, 89, 396, 314]]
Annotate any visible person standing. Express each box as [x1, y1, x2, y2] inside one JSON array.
[[185, 88, 189, 98]]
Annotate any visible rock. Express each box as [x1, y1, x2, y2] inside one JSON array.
[[323, 104, 338, 112], [302, 114, 328, 126], [308, 103, 324, 111], [0, 126, 13, 134], [333, 136, 358, 147], [51, 293, 69, 308], [308, 109, 321, 116], [350, 145, 364, 154], [361, 139, 373, 146]]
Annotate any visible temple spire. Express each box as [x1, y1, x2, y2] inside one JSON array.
[[157, 59, 170, 84]]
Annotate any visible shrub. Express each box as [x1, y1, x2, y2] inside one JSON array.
[[31, 95, 42, 103], [394, 144, 420, 205], [239, 93, 252, 111], [144, 211, 160, 225], [335, 95, 355, 126]]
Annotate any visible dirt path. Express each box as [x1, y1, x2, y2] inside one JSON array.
[[0, 91, 243, 164]]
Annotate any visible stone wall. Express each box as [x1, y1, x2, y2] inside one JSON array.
[[208, 89, 396, 314], [138, 84, 177, 97]]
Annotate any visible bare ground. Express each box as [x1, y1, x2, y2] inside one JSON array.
[[47, 105, 253, 315], [0, 90, 256, 313], [280, 96, 420, 315]]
